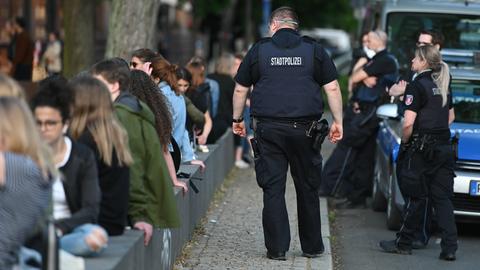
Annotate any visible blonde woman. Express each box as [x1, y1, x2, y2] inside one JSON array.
[[0, 73, 25, 99], [0, 97, 54, 269], [380, 45, 457, 260], [69, 75, 133, 236]]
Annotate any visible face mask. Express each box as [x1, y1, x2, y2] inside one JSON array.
[[363, 45, 376, 59]]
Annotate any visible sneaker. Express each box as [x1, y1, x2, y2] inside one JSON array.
[[379, 240, 412, 255], [235, 159, 250, 169]]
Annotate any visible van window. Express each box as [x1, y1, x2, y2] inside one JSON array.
[[387, 12, 480, 71], [452, 79, 480, 124]]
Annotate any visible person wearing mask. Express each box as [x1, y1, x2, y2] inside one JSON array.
[[32, 77, 108, 256], [379, 45, 457, 261], [321, 30, 398, 208]]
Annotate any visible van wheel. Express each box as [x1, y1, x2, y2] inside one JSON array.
[[372, 163, 387, 211], [386, 176, 402, 230]]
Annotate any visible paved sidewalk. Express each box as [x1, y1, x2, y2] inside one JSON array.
[[175, 167, 332, 270]]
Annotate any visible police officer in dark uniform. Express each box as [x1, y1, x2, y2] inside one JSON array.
[[232, 6, 343, 260], [380, 45, 457, 261], [321, 30, 398, 207], [388, 29, 452, 250]]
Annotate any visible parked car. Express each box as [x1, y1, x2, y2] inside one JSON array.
[[373, 67, 480, 230]]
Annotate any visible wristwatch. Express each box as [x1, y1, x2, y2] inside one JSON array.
[[232, 117, 244, 123]]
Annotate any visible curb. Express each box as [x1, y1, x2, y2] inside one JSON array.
[[314, 197, 333, 270]]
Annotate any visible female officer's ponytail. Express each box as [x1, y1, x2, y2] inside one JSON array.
[[432, 61, 449, 107], [416, 45, 449, 107]]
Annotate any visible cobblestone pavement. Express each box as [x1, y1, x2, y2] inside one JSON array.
[[175, 167, 332, 270]]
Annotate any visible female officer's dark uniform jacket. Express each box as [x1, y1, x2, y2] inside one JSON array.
[[396, 69, 457, 253]]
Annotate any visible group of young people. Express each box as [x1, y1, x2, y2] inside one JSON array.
[[0, 48, 245, 268]]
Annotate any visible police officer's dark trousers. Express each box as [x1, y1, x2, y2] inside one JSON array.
[[253, 119, 324, 254], [396, 142, 457, 253], [321, 102, 378, 198]]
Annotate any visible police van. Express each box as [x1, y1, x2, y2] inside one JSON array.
[[373, 67, 480, 229], [360, 0, 480, 75]]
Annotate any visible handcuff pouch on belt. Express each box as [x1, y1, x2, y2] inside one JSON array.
[[306, 119, 329, 153]]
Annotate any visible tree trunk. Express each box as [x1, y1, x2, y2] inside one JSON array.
[[218, 0, 238, 54], [105, 0, 161, 59], [62, 0, 95, 78]]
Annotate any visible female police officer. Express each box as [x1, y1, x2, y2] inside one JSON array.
[[379, 45, 457, 261]]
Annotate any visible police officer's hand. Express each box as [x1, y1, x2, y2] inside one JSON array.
[[388, 80, 407, 97], [232, 122, 246, 137], [328, 122, 343, 143]]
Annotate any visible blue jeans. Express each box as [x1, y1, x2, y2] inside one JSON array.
[[60, 224, 108, 257]]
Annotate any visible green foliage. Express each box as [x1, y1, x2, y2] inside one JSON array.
[[191, 0, 232, 18], [270, 0, 357, 32]]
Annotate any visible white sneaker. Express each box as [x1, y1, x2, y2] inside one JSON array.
[[235, 160, 250, 169]]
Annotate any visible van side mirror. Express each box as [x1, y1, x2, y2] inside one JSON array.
[[376, 103, 399, 119]]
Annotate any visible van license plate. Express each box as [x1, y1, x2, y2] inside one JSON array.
[[469, 181, 480, 196]]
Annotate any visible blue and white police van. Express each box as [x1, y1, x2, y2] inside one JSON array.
[[373, 67, 480, 229]]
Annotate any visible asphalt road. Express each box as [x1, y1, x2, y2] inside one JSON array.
[[321, 130, 480, 270], [333, 206, 480, 270]]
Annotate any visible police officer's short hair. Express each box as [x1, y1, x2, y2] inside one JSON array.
[[419, 29, 445, 50], [269, 6, 299, 29], [370, 30, 387, 46]]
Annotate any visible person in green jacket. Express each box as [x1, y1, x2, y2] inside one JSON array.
[[91, 58, 180, 246]]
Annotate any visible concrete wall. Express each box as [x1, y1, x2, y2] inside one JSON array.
[[85, 131, 235, 270]]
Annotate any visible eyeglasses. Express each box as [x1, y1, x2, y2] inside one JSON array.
[[36, 120, 61, 129]]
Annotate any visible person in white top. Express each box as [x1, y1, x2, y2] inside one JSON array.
[[32, 76, 108, 257], [42, 32, 62, 75]]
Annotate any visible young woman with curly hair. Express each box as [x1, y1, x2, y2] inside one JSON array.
[[130, 70, 188, 194]]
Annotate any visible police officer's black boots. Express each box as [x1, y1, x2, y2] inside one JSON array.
[[439, 251, 456, 261], [266, 251, 286, 261], [379, 240, 412, 255]]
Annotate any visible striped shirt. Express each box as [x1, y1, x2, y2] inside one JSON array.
[[0, 152, 52, 269]]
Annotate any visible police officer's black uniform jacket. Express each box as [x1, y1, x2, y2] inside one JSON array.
[[235, 28, 337, 120], [396, 69, 457, 253], [354, 49, 398, 104], [234, 28, 338, 255]]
